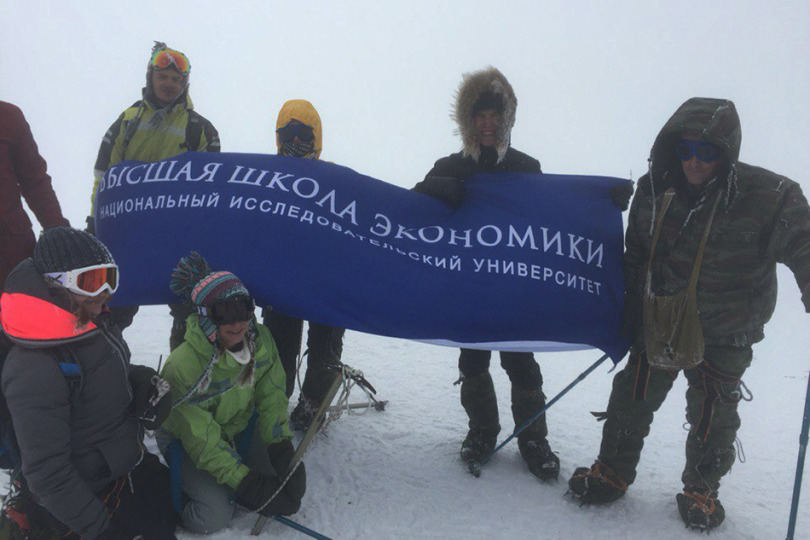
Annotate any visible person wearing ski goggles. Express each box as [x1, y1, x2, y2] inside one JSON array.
[[157, 252, 306, 533], [569, 97, 810, 532], [88, 40, 220, 343], [0, 227, 177, 539]]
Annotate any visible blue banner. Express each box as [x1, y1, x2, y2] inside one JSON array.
[[96, 152, 630, 362]]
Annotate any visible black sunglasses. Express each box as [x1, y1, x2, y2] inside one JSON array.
[[277, 123, 315, 143]]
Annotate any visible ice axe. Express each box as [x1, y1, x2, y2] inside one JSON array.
[[786, 372, 810, 539]]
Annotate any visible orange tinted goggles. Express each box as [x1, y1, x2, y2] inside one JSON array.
[[45, 264, 120, 297], [151, 49, 190, 75]]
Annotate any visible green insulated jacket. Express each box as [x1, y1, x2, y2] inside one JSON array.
[[625, 97, 810, 348], [160, 317, 291, 489]]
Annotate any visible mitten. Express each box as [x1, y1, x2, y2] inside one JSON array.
[[413, 176, 466, 209], [610, 180, 634, 211]]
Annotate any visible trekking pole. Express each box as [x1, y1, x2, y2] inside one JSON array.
[[272, 515, 334, 540], [251, 372, 345, 536], [473, 352, 611, 476], [786, 372, 810, 540]]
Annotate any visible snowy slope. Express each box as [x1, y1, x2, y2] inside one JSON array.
[[3, 2, 809, 538], [125, 270, 810, 539]]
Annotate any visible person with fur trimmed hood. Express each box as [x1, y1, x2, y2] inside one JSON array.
[[88, 41, 220, 341], [156, 253, 305, 534], [414, 66, 560, 481], [0, 227, 176, 539], [261, 99, 348, 431], [568, 98, 810, 531]]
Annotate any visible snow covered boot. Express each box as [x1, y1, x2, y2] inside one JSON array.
[[512, 386, 559, 481], [459, 372, 500, 469], [290, 394, 320, 432], [568, 461, 628, 504], [676, 487, 725, 531]]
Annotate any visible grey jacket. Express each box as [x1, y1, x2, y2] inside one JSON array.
[[1, 259, 142, 539]]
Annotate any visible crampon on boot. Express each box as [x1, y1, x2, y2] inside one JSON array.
[[676, 488, 725, 531], [289, 395, 319, 432], [460, 428, 498, 477], [518, 439, 560, 481], [567, 461, 628, 504]]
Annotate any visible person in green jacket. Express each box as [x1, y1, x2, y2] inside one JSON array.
[[157, 252, 305, 534], [568, 98, 810, 531], [89, 41, 220, 340]]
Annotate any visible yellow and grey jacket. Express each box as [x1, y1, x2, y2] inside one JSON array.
[[91, 92, 220, 213]]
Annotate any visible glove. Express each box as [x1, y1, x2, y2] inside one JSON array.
[[236, 470, 302, 516], [85, 215, 96, 236], [128, 364, 172, 430], [610, 180, 634, 211], [413, 176, 466, 209], [267, 439, 295, 473], [268, 440, 306, 502]]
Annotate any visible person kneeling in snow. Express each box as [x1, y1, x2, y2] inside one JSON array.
[[157, 252, 305, 534], [0, 227, 176, 539]]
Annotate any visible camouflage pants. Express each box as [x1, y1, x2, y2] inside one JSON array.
[[597, 345, 752, 492]]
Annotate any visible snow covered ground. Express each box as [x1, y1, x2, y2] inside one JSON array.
[[4, 2, 809, 538], [125, 272, 810, 539]]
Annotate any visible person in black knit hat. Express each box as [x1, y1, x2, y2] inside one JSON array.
[[0, 227, 176, 539]]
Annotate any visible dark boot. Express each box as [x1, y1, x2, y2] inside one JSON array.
[[512, 386, 559, 481], [459, 372, 500, 465], [568, 461, 628, 504], [676, 487, 725, 531], [289, 395, 320, 432]]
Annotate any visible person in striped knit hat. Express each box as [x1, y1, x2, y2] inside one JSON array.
[[156, 252, 305, 534]]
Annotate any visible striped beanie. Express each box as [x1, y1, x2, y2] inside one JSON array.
[[170, 252, 250, 342]]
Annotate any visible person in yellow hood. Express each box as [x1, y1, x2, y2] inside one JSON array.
[[261, 100, 346, 429], [87, 42, 220, 346]]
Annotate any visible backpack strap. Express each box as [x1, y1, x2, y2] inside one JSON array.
[[183, 110, 204, 151], [50, 345, 83, 396]]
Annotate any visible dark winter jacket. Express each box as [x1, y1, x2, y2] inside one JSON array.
[[0, 102, 69, 290], [0, 259, 143, 539], [625, 97, 810, 348], [423, 146, 541, 181]]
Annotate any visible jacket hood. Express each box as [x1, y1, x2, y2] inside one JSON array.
[[645, 98, 742, 227], [276, 99, 323, 159], [453, 66, 517, 164], [0, 259, 99, 348], [650, 97, 741, 172]]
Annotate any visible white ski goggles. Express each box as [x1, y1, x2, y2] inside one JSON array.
[[44, 263, 120, 297]]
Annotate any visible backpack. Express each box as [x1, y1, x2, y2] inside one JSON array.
[[0, 334, 81, 472]]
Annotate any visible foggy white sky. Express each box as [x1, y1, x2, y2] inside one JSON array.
[[3, 1, 809, 315], [3, 0, 808, 223]]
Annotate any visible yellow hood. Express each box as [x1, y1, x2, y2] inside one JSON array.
[[275, 99, 322, 159]]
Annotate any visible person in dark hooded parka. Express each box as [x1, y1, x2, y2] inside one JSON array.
[[568, 98, 810, 531], [413, 66, 560, 481]]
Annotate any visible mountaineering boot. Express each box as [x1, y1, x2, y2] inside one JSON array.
[[512, 386, 559, 481], [460, 427, 500, 466], [459, 372, 500, 467], [568, 461, 628, 504], [290, 394, 320, 432], [676, 487, 725, 531]]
